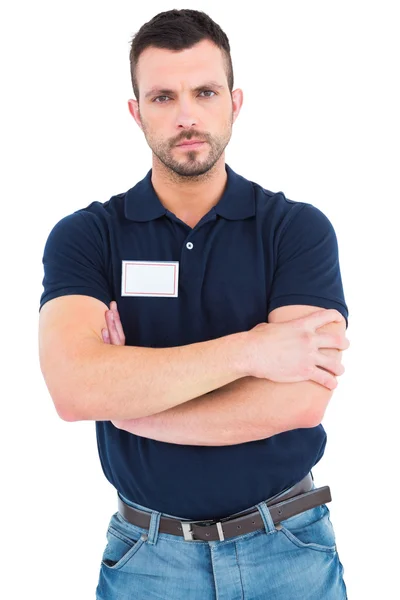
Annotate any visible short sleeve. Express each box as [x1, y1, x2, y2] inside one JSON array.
[[39, 210, 113, 312], [267, 203, 349, 328]]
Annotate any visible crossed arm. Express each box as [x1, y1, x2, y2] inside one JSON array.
[[112, 375, 323, 446], [105, 303, 343, 446]]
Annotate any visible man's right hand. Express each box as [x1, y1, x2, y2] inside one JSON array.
[[243, 309, 350, 390]]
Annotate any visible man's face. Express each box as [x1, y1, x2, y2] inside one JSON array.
[[129, 39, 242, 178]]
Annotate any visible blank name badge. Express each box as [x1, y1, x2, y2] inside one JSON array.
[[121, 260, 179, 297]]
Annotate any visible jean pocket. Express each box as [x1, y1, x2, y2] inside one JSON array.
[[276, 503, 337, 553], [101, 512, 147, 571]]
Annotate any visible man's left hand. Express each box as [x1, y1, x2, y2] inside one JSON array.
[[102, 301, 137, 430], [102, 301, 126, 346]]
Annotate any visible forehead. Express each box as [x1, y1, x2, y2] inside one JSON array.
[[136, 39, 227, 92]]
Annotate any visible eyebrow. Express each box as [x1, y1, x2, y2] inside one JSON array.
[[144, 81, 225, 99]]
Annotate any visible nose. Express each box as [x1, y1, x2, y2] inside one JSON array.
[[175, 99, 198, 130], [178, 119, 197, 129], [177, 115, 197, 130]]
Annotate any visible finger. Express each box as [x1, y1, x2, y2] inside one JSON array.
[[110, 302, 126, 344], [310, 366, 338, 390], [102, 328, 110, 344], [302, 309, 345, 331], [105, 310, 122, 345], [317, 333, 349, 351], [316, 353, 345, 377], [110, 301, 125, 342], [106, 310, 122, 345]]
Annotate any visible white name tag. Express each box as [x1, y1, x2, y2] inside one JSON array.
[[121, 260, 179, 297]]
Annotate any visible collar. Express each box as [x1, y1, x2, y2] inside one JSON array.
[[124, 163, 255, 222]]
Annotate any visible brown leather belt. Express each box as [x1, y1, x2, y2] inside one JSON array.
[[117, 472, 332, 543]]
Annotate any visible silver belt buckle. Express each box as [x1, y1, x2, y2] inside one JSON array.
[[181, 519, 225, 542]]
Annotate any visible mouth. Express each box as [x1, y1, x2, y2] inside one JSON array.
[[176, 141, 206, 149]]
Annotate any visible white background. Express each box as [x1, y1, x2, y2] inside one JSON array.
[[1, 1, 398, 598]]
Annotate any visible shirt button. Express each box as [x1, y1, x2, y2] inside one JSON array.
[[186, 242, 194, 250]]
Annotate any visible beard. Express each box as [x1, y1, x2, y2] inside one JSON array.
[[140, 113, 233, 180]]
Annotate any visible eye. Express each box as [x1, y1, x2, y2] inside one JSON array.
[[153, 96, 170, 103], [199, 90, 216, 98]]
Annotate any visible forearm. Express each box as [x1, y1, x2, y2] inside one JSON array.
[[112, 375, 318, 445], [66, 331, 247, 422]]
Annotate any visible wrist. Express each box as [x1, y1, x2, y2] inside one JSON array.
[[231, 330, 252, 378]]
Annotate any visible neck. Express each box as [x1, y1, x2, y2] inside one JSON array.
[[150, 155, 228, 225]]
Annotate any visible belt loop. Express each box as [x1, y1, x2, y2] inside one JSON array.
[[146, 510, 162, 546], [256, 501, 276, 535]]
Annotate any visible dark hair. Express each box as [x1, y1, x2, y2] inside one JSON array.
[[129, 9, 234, 101]]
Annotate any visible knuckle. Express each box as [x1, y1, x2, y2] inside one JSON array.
[[332, 333, 343, 347], [322, 371, 335, 388], [302, 363, 313, 376], [340, 337, 349, 350], [333, 361, 343, 375], [302, 331, 313, 345], [324, 379, 334, 390], [336, 334, 344, 346]]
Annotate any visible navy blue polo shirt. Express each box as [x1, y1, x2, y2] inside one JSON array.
[[39, 163, 348, 521]]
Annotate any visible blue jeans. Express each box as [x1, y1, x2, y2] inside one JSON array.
[[96, 483, 348, 599]]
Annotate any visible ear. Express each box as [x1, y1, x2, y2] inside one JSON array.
[[128, 99, 143, 130], [231, 88, 244, 124]]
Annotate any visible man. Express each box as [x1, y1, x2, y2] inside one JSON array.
[[38, 9, 350, 600]]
